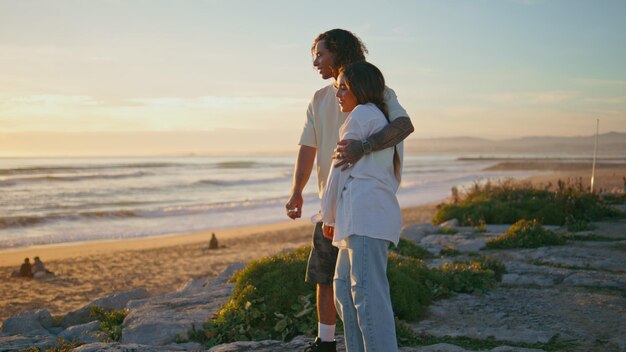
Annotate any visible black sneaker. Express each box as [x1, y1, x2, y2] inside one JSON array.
[[304, 337, 337, 352]]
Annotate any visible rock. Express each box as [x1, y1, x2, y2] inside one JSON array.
[[490, 347, 545, 352], [420, 233, 495, 254], [121, 263, 242, 346], [401, 223, 437, 243], [501, 273, 557, 287], [60, 287, 149, 328], [180, 263, 244, 296], [73, 342, 192, 351], [1, 310, 50, 336], [0, 334, 58, 351], [47, 327, 64, 335], [439, 219, 459, 228], [402, 343, 467, 352], [411, 287, 626, 348], [208, 335, 343, 352], [34, 309, 56, 330], [562, 272, 626, 288], [58, 320, 104, 344]]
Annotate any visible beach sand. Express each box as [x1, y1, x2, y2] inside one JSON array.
[[0, 204, 439, 323], [1, 165, 623, 324]]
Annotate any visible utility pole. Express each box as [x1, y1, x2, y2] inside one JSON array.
[[590, 119, 599, 193]]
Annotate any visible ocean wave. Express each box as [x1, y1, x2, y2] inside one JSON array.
[[215, 161, 258, 169], [0, 171, 150, 187], [0, 162, 185, 176], [193, 175, 289, 187], [0, 209, 143, 230]]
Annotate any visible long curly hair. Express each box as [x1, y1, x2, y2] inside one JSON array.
[[312, 29, 368, 76]]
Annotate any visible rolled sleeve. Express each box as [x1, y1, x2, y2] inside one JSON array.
[[384, 87, 408, 121]]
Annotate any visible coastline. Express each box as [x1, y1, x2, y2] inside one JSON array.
[[1, 165, 623, 323]]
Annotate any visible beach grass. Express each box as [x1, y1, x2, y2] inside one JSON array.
[[433, 179, 623, 227], [188, 245, 504, 347], [485, 219, 566, 249]]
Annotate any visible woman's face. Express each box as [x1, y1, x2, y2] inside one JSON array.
[[335, 74, 358, 112]]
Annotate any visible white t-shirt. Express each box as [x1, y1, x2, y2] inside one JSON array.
[[321, 103, 402, 246], [299, 84, 407, 198]]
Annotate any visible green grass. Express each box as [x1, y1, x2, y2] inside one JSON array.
[[485, 219, 566, 249], [439, 246, 461, 257], [391, 238, 433, 259], [437, 227, 459, 235], [189, 245, 505, 347], [433, 179, 623, 227], [89, 306, 127, 342]]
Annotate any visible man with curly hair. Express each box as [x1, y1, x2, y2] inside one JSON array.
[[286, 28, 414, 352]]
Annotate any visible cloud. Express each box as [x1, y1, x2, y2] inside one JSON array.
[[482, 91, 576, 104], [583, 96, 626, 104], [10, 95, 99, 105]]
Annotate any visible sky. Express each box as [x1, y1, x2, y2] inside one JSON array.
[[0, 0, 625, 156]]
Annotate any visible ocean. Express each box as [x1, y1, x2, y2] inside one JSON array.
[[0, 155, 541, 249]]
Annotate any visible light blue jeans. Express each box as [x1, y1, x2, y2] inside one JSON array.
[[333, 235, 398, 352]]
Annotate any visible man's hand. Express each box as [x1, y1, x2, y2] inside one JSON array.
[[285, 193, 303, 220], [333, 139, 363, 171]]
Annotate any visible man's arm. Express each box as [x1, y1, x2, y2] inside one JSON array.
[[285, 145, 316, 219], [334, 116, 414, 169]]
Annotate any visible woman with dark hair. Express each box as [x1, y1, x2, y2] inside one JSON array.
[[321, 61, 401, 352]]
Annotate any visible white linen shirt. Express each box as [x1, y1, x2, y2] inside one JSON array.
[[321, 103, 402, 246], [299, 84, 407, 198]]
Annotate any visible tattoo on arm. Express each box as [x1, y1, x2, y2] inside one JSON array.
[[369, 116, 414, 151]]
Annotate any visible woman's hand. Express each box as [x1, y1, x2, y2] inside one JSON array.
[[322, 224, 334, 240]]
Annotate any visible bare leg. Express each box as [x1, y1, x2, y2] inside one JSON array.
[[317, 283, 337, 325]]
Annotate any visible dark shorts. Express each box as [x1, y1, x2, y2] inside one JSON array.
[[305, 222, 339, 285]]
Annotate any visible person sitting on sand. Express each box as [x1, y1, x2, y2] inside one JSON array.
[[209, 233, 219, 250], [32, 256, 53, 277], [10, 257, 34, 278]]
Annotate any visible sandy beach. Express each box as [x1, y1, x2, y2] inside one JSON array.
[[1, 165, 623, 324]]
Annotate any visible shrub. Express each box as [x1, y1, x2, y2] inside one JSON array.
[[438, 256, 505, 293], [485, 219, 565, 249], [439, 246, 461, 257], [192, 245, 504, 347], [199, 246, 315, 345], [437, 227, 458, 235], [433, 179, 622, 226], [387, 253, 447, 320], [391, 238, 433, 259], [89, 306, 126, 342]]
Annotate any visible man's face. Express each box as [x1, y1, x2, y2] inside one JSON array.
[[313, 40, 336, 80]]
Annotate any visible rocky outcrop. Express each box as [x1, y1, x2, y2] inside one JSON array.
[[2, 218, 625, 352], [60, 288, 149, 328], [404, 218, 626, 352], [1, 309, 53, 337], [121, 263, 244, 346], [58, 321, 104, 344]]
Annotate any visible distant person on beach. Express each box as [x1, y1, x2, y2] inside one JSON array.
[[285, 28, 413, 352], [10, 258, 33, 278], [32, 256, 53, 277], [209, 233, 219, 250], [321, 61, 402, 352]]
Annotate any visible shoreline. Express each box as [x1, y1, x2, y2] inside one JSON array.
[[1, 166, 623, 323]]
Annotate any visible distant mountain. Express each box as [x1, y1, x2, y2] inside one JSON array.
[[405, 132, 626, 156]]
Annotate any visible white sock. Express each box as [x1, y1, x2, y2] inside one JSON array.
[[318, 322, 335, 342]]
